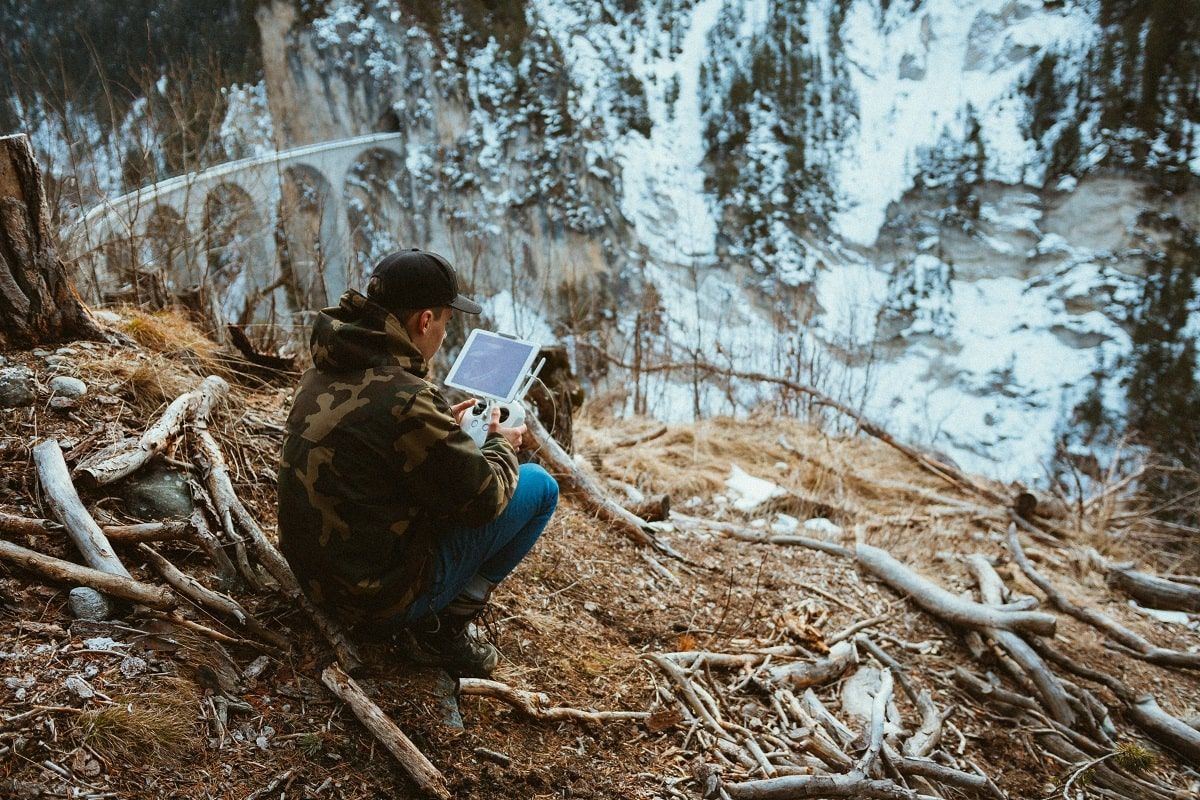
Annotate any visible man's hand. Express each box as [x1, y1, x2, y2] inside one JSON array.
[[451, 398, 476, 426], [487, 405, 526, 451]]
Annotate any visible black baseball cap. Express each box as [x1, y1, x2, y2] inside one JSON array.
[[366, 249, 482, 314]]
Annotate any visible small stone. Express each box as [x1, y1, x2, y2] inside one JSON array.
[[803, 517, 843, 538], [49, 396, 77, 412], [82, 637, 121, 651], [69, 587, 111, 621], [119, 656, 147, 678], [92, 310, 122, 326], [65, 675, 95, 699], [0, 367, 35, 408], [54, 347, 78, 356], [0, 355, 7, 366], [31, 348, 51, 357], [44, 355, 72, 368], [48, 376, 87, 399], [5, 676, 35, 691], [242, 655, 270, 681]]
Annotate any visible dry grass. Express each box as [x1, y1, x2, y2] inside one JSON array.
[[75, 307, 242, 416], [71, 677, 200, 764], [117, 306, 222, 366]]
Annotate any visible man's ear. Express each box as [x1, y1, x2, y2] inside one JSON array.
[[417, 308, 435, 334]]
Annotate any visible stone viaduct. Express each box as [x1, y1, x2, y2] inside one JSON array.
[[65, 131, 406, 328]]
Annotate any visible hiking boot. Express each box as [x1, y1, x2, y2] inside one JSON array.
[[401, 612, 500, 677]]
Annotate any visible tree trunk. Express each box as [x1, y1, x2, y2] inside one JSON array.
[[0, 133, 104, 346]]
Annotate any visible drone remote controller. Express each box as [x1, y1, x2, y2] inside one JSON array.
[[463, 398, 527, 447], [445, 330, 546, 449]]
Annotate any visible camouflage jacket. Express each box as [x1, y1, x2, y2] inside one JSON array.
[[277, 291, 520, 622]]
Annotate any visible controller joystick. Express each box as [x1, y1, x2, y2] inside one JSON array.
[[462, 399, 526, 447]]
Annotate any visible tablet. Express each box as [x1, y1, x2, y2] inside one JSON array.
[[445, 330, 540, 402]]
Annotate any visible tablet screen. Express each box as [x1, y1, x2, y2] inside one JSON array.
[[445, 330, 539, 401]]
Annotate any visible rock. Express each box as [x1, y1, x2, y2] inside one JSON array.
[[92, 310, 122, 326], [44, 355, 72, 368], [898, 53, 925, 81], [49, 396, 77, 412], [69, 587, 111, 621], [0, 355, 7, 366], [31, 348, 51, 357], [64, 675, 95, 699], [242, 655, 271, 682], [122, 465, 194, 520], [54, 347, 78, 356], [119, 656, 147, 678], [82, 637, 121, 651], [803, 517, 843, 538], [5, 676, 35, 691], [0, 367, 35, 408], [48, 376, 87, 399]]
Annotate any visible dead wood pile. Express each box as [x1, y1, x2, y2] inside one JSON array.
[[1, 329, 1198, 799]]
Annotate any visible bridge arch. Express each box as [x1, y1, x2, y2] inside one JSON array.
[[203, 182, 276, 325], [67, 132, 408, 321], [278, 164, 348, 311], [140, 204, 195, 289], [344, 147, 414, 280]]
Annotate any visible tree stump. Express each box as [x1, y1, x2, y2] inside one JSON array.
[[0, 133, 104, 346]]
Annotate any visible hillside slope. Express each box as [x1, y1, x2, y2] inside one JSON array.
[[1, 310, 1198, 798]]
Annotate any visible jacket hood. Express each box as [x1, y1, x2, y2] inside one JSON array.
[[309, 290, 428, 377]]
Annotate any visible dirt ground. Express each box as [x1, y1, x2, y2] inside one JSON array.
[[1, 312, 1198, 799]]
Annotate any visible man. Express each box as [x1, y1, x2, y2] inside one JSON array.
[[277, 249, 559, 676]]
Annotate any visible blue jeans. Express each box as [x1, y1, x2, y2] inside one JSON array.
[[398, 463, 558, 624]]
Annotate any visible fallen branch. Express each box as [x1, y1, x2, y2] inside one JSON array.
[[965, 555, 1076, 727], [191, 406, 360, 671], [672, 513, 852, 559], [34, 439, 131, 581], [138, 544, 291, 652], [765, 641, 857, 690], [615, 424, 667, 448], [854, 637, 948, 759], [0, 512, 54, 537], [857, 668, 893, 776], [1006, 525, 1200, 669], [1128, 695, 1200, 764], [320, 664, 450, 800], [227, 324, 296, 374], [1107, 567, 1200, 613], [457, 678, 650, 724], [886, 751, 1000, 798], [0, 539, 174, 609], [854, 543, 1056, 637], [73, 376, 228, 486], [1027, 638, 1200, 766], [526, 413, 680, 557], [725, 772, 938, 800], [100, 521, 192, 544]]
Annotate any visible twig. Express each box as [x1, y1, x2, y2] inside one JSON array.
[[320, 664, 451, 799], [0, 538, 174, 608], [138, 544, 290, 652], [458, 678, 650, 724], [1006, 524, 1200, 669], [854, 543, 1056, 637]]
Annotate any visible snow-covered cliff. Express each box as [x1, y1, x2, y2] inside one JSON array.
[[5, 0, 1198, 484]]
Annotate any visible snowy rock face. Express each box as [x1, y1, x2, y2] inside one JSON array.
[[13, 0, 1198, 483]]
